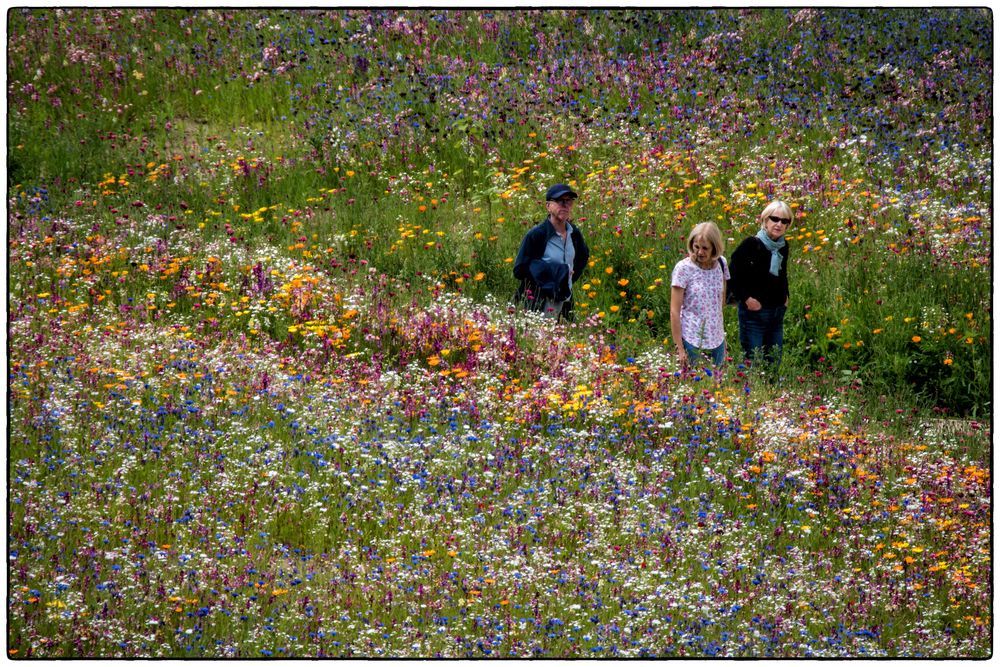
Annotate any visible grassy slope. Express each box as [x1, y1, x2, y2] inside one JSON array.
[[6, 8, 992, 658]]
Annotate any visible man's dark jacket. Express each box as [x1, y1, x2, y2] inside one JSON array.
[[513, 218, 589, 319]]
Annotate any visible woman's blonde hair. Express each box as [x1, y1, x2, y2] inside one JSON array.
[[687, 222, 724, 260], [759, 201, 794, 229]]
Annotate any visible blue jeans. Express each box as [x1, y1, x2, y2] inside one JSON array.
[[738, 304, 786, 368], [683, 339, 726, 367]]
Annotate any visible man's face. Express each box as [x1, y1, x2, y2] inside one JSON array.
[[546, 196, 575, 224]]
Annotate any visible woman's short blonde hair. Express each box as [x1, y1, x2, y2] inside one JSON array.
[[687, 221, 724, 260], [759, 201, 794, 229]]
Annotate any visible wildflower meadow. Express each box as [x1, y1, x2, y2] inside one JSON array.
[[6, 8, 992, 658]]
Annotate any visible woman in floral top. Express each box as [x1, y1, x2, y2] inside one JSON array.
[[670, 222, 729, 368]]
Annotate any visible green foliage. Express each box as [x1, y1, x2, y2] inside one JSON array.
[[5, 11, 992, 655], [790, 242, 990, 417]]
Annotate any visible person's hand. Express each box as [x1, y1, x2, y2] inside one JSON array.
[[745, 297, 762, 311], [676, 347, 688, 369]]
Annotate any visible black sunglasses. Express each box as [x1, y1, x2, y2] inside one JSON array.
[[767, 215, 791, 225]]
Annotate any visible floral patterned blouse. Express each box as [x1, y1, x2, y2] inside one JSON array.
[[671, 256, 730, 348]]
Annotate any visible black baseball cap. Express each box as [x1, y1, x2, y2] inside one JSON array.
[[545, 183, 578, 201]]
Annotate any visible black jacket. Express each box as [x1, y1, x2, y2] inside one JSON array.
[[528, 259, 572, 303], [728, 235, 790, 309], [513, 218, 590, 316]]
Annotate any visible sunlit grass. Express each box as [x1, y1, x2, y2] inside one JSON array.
[[6, 7, 991, 658]]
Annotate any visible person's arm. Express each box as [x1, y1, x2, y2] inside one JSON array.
[[730, 239, 762, 311], [670, 285, 688, 369], [782, 244, 790, 306], [727, 241, 747, 303], [513, 228, 538, 280], [572, 229, 589, 281]]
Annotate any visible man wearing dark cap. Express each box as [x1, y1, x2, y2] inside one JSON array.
[[513, 183, 590, 321]]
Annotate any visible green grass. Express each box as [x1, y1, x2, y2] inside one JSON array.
[[6, 7, 991, 659]]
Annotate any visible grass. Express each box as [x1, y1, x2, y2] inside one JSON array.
[[6, 7, 992, 659]]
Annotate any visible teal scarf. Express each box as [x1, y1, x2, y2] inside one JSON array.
[[756, 229, 786, 276]]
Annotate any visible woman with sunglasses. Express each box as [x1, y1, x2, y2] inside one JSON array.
[[728, 201, 793, 373]]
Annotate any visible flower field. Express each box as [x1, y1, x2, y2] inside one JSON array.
[[6, 8, 992, 657]]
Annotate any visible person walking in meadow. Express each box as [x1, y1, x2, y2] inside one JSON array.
[[670, 222, 730, 369], [728, 200, 793, 372], [513, 183, 590, 321]]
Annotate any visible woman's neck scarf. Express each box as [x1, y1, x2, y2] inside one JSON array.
[[756, 228, 786, 276]]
